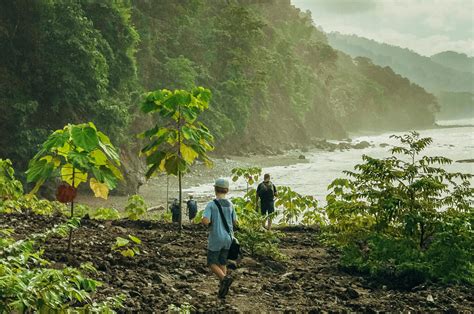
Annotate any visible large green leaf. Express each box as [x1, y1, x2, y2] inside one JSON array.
[[146, 151, 166, 166], [164, 155, 187, 175], [90, 149, 107, 166], [61, 164, 88, 187], [67, 151, 91, 170], [71, 126, 99, 151], [42, 130, 70, 152], [105, 161, 123, 181], [113, 237, 129, 248], [180, 143, 199, 164], [145, 162, 160, 179], [26, 159, 55, 183], [92, 166, 118, 189], [98, 142, 120, 165]]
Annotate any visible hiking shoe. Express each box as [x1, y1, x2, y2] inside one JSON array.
[[218, 275, 234, 298]]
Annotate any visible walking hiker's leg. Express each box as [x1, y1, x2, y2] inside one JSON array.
[[209, 264, 225, 280], [218, 265, 227, 276]]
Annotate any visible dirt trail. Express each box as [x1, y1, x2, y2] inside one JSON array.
[[1, 213, 472, 312]]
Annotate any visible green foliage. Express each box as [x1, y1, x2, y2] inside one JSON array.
[[150, 210, 173, 223], [111, 235, 142, 258], [140, 86, 214, 228], [232, 190, 286, 261], [231, 167, 262, 192], [139, 87, 214, 178], [168, 302, 195, 314], [0, 218, 123, 312], [26, 122, 123, 199], [326, 132, 474, 285], [91, 207, 121, 220], [0, 1, 137, 172], [0, 195, 66, 216], [124, 195, 147, 220], [193, 209, 204, 224], [0, 159, 23, 204], [70, 204, 93, 219], [328, 33, 473, 95], [275, 186, 320, 225]]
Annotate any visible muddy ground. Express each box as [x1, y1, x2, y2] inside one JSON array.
[[2, 213, 473, 312]]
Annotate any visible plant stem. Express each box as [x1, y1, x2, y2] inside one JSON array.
[[177, 103, 182, 231], [67, 168, 75, 252], [166, 175, 169, 212]]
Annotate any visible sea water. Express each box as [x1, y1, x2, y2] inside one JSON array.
[[185, 121, 474, 206]]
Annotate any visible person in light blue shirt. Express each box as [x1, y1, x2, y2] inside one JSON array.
[[202, 178, 237, 299]]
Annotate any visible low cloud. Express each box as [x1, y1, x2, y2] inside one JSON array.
[[293, 0, 377, 14], [292, 0, 474, 56]]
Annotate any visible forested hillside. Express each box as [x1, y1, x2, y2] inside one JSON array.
[[328, 32, 474, 93], [431, 51, 474, 74], [0, 0, 438, 191]]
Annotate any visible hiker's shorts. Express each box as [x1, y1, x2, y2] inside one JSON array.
[[207, 249, 229, 266], [260, 201, 275, 215]]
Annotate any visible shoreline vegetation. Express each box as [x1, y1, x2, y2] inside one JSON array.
[[1, 0, 473, 312], [1, 130, 472, 312]]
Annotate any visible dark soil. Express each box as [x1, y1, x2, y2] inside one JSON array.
[[2, 213, 473, 312]]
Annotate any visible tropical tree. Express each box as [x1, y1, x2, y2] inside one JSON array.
[[231, 166, 262, 193], [326, 132, 473, 285], [275, 186, 319, 225], [26, 122, 123, 251], [139, 87, 214, 229]]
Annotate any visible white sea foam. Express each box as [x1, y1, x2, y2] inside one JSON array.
[[186, 123, 474, 207]]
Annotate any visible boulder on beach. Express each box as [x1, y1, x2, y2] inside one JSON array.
[[353, 141, 371, 149]]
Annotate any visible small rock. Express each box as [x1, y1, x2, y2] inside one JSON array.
[[353, 141, 370, 149], [123, 281, 135, 289], [344, 287, 360, 299], [427, 294, 434, 302], [298, 154, 306, 160]]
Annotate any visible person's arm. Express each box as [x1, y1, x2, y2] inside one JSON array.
[[202, 203, 212, 226], [273, 184, 278, 197], [232, 205, 238, 228], [255, 184, 260, 209]]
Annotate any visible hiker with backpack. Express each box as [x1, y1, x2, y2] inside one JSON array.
[[170, 198, 180, 223], [256, 173, 278, 230], [186, 195, 198, 222], [201, 178, 238, 298]]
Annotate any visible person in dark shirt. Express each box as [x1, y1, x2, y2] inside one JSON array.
[[170, 198, 180, 223], [256, 173, 278, 230], [186, 195, 198, 222]]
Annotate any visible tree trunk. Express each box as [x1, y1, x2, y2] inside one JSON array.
[[177, 103, 182, 232], [178, 170, 182, 231], [166, 175, 169, 211], [67, 168, 75, 252]]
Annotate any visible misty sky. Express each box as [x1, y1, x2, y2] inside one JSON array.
[[291, 0, 474, 57]]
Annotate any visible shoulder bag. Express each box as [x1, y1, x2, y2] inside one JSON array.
[[213, 199, 240, 260]]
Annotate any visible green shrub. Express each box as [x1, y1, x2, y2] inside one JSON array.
[[0, 219, 124, 312], [111, 235, 142, 258], [91, 207, 121, 220], [233, 190, 286, 261], [124, 195, 147, 220], [275, 186, 321, 225], [327, 132, 473, 286], [0, 159, 23, 204], [0, 195, 67, 216]]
